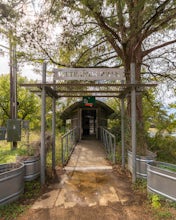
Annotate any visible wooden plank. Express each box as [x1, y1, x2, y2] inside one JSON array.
[[55, 90, 121, 93], [20, 83, 157, 87], [53, 67, 125, 81]]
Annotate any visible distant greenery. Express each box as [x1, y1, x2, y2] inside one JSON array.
[[158, 164, 176, 173], [0, 74, 41, 129], [0, 131, 40, 163], [0, 131, 62, 165], [0, 144, 28, 163], [147, 135, 176, 164], [106, 89, 176, 163], [143, 90, 176, 135]]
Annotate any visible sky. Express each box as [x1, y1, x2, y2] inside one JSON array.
[[0, 50, 41, 80]]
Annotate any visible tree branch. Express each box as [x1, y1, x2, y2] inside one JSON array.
[[143, 9, 176, 40], [36, 40, 69, 67], [75, 37, 107, 64], [94, 55, 119, 66], [142, 0, 171, 33], [142, 39, 176, 57], [143, 63, 176, 82], [0, 103, 10, 118], [84, 4, 123, 58]]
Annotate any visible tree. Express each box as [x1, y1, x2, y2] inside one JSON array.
[[1, 1, 175, 154], [41, 0, 176, 154], [143, 89, 175, 134], [0, 74, 41, 128]]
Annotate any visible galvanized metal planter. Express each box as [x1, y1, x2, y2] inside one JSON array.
[[0, 162, 24, 205], [16, 156, 40, 181], [147, 161, 176, 202], [128, 151, 155, 178]]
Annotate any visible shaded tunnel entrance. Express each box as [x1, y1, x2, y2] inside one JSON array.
[[60, 100, 114, 140], [82, 109, 96, 138]]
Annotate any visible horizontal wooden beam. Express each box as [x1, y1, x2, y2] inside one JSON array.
[[57, 95, 120, 97], [21, 82, 157, 99], [30, 92, 120, 98], [31, 90, 121, 94], [55, 90, 121, 93], [20, 83, 157, 87]]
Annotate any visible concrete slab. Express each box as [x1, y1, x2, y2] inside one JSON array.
[[32, 171, 121, 209], [32, 190, 59, 209], [32, 140, 117, 209], [64, 166, 112, 171]]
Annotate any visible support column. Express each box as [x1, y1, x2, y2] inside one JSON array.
[[52, 73, 56, 171], [41, 61, 47, 185], [121, 81, 125, 169], [79, 108, 82, 140], [131, 63, 137, 183], [10, 34, 18, 149]]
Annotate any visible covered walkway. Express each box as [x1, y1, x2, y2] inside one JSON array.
[[21, 65, 156, 185], [65, 139, 112, 171]]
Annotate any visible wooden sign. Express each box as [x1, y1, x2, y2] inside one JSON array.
[[53, 68, 124, 81]]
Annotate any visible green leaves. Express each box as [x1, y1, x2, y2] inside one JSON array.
[[0, 74, 40, 127]]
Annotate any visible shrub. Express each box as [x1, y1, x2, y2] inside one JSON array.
[[146, 135, 176, 164]]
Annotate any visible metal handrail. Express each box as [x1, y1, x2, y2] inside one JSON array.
[[100, 126, 116, 164], [61, 127, 79, 166]]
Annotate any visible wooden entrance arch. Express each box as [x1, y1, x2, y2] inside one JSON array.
[[21, 62, 156, 184]]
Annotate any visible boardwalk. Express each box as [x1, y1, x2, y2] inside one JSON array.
[[65, 139, 112, 171]]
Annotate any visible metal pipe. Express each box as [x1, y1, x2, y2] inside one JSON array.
[[61, 137, 64, 166], [9, 33, 18, 149], [113, 137, 116, 164], [121, 80, 125, 169], [61, 127, 79, 166], [52, 73, 56, 171], [131, 63, 137, 183], [40, 61, 47, 185]]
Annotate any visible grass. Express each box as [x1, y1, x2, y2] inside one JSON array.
[[0, 131, 40, 164], [0, 131, 62, 165], [0, 179, 41, 220], [0, 203, 27, 220], [132, 178, 147, 193], [150, 195, 176, 220], [131, 178, 176, 220], [158, 164, 176, 173], [0, 145, 29, 164], [134, 180, 176, 220]]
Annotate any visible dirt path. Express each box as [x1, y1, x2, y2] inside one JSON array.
[[17, 166, 154, 220]]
